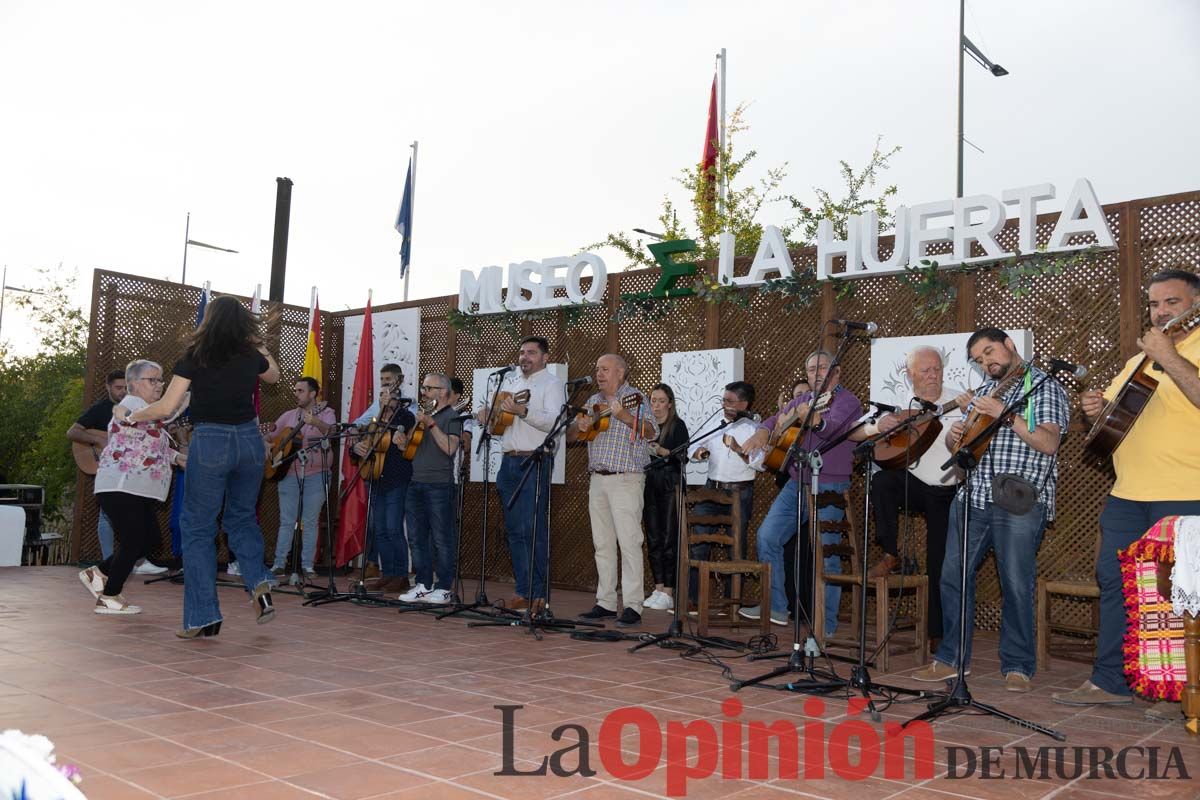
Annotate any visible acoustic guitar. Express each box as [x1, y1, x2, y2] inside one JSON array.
[[871, 399, 962, 469], [264, 403, 328, 481], [1084, 300, 1200, 457], [403, 397, 470, 460], [762, 391, 832, 472], [575, 392, 644, 442], [487, 389, 531, 436], [951, 363, 1028, 462]]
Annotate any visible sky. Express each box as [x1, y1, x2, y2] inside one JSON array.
[[2, 0, 1198, 355]]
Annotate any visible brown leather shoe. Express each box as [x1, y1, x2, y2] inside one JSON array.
[[508, 596, 529, 611], [366, 576, 393, 591], [364, 563, 382, 580], [387, 576, 411, 593], [869, 553, 901, 579], [529, 599, 546, 614]]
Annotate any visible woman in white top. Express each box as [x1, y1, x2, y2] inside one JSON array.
[[79, 360, 186, 615]]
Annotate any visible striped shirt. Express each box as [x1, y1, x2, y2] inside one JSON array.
[[583, 384, 658, 474], [959, 363, 1070, 519]]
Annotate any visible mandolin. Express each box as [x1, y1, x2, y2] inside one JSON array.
[[762, 391, 832, 472], [487, 389, 531, 436], [1084, 300, 1200, 457], [264, 402, 328, 481], [403, 397, 470, 460], [871, 400, 961, 469], [951, 363, 1028, 462], [575, 392, 644, 442]]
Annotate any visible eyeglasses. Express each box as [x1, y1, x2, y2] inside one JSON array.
[[140, 377, 165, 385], [420, 385, 444, 392]]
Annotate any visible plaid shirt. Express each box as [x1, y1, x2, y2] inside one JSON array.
[[959, 363, 1070, 519], [584, 384, 658, 473]]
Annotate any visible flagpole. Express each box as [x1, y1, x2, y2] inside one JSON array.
[[308, 285, 317, 330], [403, 142, 417, 302], [181, 212, 191, 284], [718, 48, 727, 226]]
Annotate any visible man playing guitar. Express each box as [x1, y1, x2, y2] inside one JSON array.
[[66, 369, 127, 561], [912, 328, 1069, 693], [1054, 269, 1200, 715], [267, 376, 336, 581], [476, 336, 563, 612], [861, 346, 971, 654], [569, 353, 657, 627], [351, 364, 415, 594], [739, 351, 863, 629]]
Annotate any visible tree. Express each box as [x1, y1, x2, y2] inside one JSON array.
[[0, 267, 90, 523]]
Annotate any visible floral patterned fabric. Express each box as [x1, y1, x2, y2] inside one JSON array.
[[94, 395, 179, 501]]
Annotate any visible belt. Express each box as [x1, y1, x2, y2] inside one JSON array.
[[505, 450, 534, 457], [591, 469, 629, 476], [707, 479, 755, 490]]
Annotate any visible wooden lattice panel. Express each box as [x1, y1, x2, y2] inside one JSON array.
[[1139, 196, 1200, 283]]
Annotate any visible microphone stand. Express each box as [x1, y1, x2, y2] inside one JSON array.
[[272, 445, 310, 597], [630, 414, 745, 653], [303, 434, 340, 604], [438, 378, 522, 621], [902, 366, 1065, 741], [469, 385, 601, 639], [733, 324, 858, 694]]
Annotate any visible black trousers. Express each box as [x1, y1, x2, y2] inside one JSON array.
[[97, 492, 163, 596], [868, 468, 956, 640], [643, 471, 681, 588]]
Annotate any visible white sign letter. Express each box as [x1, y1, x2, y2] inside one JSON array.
[[459, 266, 505, 314], [566, 253, 607, 304], [1047, 178, 1116, 251], [740, 225, 794, 285], [817, 217, 862, 280], [908, 200, 956, 267], [953, 194, 1007, 263], [1001, 184, 1055, 254], [717, 232, 736, 284], [536, 257, 569, 308], [860, 208, 910, 273], [504, 261, 541, 311]]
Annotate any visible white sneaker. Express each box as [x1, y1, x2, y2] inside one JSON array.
[[133, 560, 168, 575], [95, 594, 142, 615], [644, 591, 674, 611], [226, 561, 241, 576], [79, 567, 106, 599], [425, 589, 453, 605], [399, 583, 430, 602]]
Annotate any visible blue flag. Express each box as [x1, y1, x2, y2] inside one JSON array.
[[395, 157, 413, 279]]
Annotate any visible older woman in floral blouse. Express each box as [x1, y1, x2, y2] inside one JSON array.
[[79, 359, 186, 615]]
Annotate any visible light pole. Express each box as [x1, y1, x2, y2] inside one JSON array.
[[180, 212, 239, 284], [0, 266, 47, 344], [957, 0, 1008, 197]]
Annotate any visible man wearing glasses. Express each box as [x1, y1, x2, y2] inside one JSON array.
[[399, 373, 463, 603]]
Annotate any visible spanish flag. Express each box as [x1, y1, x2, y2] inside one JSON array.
[[302, 287, 322, 392]]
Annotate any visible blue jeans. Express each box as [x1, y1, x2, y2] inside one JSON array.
[[98, 509, 115, 560], [496, 453, 551, 600], [273, 472, 328, 571], [406, 481, 457, 591], [755, 478, 849, 633], [180, 422, 275, 631], [1091, 496, 1200, 694], [935, 498, 1048, 677], [369, 481, 409, 578]]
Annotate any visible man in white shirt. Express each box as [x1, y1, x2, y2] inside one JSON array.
[[861, 345, 970, 653], [686, 381, 759, 604], [477, 336, 564, 612]]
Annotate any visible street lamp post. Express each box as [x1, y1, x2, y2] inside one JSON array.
[[180, 212, 239, 284], [956, 0, 1008, 198], [0, 266, 47, 344]]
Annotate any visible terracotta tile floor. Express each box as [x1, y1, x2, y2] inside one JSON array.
[[1, 566, 1197, 799]]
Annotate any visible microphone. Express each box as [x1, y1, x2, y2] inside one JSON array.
[[733, 410, 761, 422], [492, 364, 517, 376], [1047, 358, 1089, 379], [918, 399, 941, 412], [565, 375, 593, 389], [832, 319, 879, 335], [869, 401, 899, 414]]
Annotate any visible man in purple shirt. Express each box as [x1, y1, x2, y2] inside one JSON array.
[[738, 351, 863, 628]]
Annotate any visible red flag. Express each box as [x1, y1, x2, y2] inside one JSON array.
[[335, 297, 374, 566], [700, 74, 719, 207]]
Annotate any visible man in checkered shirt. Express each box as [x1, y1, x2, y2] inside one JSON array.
[[912, 328, 1069, 693], [568, 354, 658, 628]]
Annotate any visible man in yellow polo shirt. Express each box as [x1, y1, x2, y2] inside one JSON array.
[[1053, 269, 1200, 715]]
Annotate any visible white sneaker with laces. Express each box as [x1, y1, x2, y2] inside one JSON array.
[[95, 594, 142, 615], [426, 589, 452, 605], [644, 591, 674, 611], [133, 560, 168, 575], [643, 590, 664, 609], [399, 583, 430, 602], [226, 561, 241, 577]]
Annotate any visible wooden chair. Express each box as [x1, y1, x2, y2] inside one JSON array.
[[1036, 535, 1102, 672], [684, 487, 771, 638], [817, 490, 928, 672]]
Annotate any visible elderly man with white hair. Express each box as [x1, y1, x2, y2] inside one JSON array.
[[860, 344, 970, 654], [569, 353, 657, 627]]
